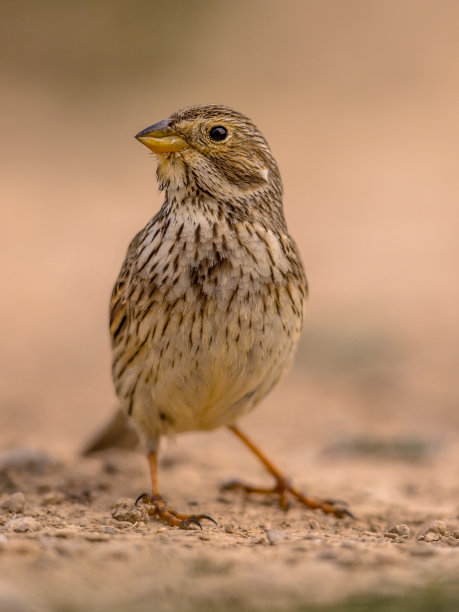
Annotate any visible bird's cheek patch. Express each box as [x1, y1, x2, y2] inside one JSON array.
[[212, 158, 268, 190]]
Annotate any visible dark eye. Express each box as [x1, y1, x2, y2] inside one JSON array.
[[209, 125, 228, 141]]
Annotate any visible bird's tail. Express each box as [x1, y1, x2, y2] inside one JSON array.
[[81, 409, 140, 455]]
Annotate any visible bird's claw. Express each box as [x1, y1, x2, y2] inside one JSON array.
[[221, 478, 354, 520], [179, 516, 203, 530], [177, 514, 218, 530], [194, 513, 218, 526], [135, 492, 150, 506], [135, 492, 217, 529]]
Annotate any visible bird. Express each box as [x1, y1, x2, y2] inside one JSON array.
[[91, 104, 352, 528]]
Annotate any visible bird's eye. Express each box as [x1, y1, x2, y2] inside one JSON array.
[[209, 126, 228, 141]]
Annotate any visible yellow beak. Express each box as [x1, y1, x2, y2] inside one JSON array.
[[135, 119, 187, 153]]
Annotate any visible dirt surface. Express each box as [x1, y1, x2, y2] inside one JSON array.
[[1, 368, 459, 612]]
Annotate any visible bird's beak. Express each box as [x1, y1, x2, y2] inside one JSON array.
[[135, 119, 188, 153]]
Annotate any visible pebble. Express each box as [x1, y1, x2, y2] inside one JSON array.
[[0, 492, 25, 513], [5, 516, 40, 533], [417, 520, 447, 540], [424, 532, 441, 542], [224, 522, 236, 534], [386, 524, 411, 538], [266, 529, 287, 545], [111, 498, 145, 524], [452, 529, 459, 539], [309, 519, 320, 530]]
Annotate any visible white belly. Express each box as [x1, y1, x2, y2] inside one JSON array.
[[128, 287, 301, 438]]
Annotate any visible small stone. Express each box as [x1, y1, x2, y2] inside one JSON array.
[[104, 526, 116, 534], [266, 529, 286, 545], [386, 524, 410, 538], [111, 498, 145, 523], [42, 492, 64, 505], [199, 534, 210, 541], [424, 532, 440, 542], [383, 532, 398, 539], [452, 529, 459, 539], [0, 492, 25, 513], [224, 522, 236, 534], [309, 519, 320, 530], [5, 516, 40, 532], [417, 520, 447, 540]]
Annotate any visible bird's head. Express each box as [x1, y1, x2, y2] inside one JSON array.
[[135, 105, 283, 213]]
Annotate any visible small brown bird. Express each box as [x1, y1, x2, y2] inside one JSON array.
[[95, 104, 351, 527]]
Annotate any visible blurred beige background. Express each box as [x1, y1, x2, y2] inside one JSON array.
[[1, 0, 458, 455]]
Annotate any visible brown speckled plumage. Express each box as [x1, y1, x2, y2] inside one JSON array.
[[110, 105, 306, 447], [102, 105, 350, 527]]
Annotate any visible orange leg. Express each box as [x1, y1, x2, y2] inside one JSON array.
[[136, 450, 217, 529], [223, 425, 353, 519]]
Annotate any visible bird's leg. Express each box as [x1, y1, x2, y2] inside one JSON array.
[[135, 450, 217, 529], [222, 425, 353, 519]]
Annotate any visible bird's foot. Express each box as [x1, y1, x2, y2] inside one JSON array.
[[135, 492, 217, 529], [221, 477, 354, 519]]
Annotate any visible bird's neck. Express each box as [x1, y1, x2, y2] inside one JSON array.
[[161, 180, 287, 233]]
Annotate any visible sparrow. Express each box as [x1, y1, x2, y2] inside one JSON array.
[[87, 104, 352, 527]]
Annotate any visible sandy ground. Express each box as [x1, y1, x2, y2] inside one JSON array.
[[1, 365, 459, 612]]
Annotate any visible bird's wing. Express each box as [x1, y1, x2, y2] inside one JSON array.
[[109, 232, 141, 347], [81, 408, 140, 455]]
